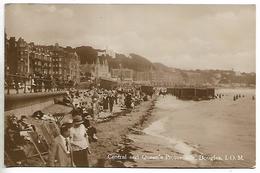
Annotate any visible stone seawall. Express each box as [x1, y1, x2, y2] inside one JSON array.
[[5, 91, 66, 118]]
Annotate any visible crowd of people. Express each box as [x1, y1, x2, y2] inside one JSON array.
[[49, 86, 153, 167], [5, 73, 75, 94], [5, 114, 49, 165], [60, 86, 150, 119], [5, 84, 153, 167]]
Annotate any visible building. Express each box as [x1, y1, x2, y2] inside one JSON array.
[[67, 52, 80, 84], [29, 44, 53, 76], [5, 36, 18, 75], [111, 68, 133, 81], [5, 35, 81, 85], [51, 43, 67, 80], [16, 37, 29, 75], [133, 71, 150, 82], [97, 47, 115, 58], [95, 57, 110, 78], [132, 68, 178, 86], [80, 56, 111, 80]]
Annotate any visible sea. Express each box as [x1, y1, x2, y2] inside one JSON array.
[[128, 88, 255, 168]]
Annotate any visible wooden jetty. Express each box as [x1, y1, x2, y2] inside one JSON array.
[[167, 87, 215, 100]]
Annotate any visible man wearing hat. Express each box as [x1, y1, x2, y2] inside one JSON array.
[[70, 115, 90, 167], [48, 123, 74, 167]]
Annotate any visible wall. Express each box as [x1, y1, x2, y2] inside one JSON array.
[[5, 91, 66, 118]]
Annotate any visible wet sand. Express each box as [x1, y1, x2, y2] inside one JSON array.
[[122, 88, 255, 168]]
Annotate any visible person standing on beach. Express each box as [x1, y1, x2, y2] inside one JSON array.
[[92, 98, 99, 120], [125, 93, 132, 108], [108, 91, 115, 113], [113, 90, 118, 105], [48, 123, 74, 167], [70, 115, 91, 167], [102, 92, 109, 111], [118, 92, 125, 107]]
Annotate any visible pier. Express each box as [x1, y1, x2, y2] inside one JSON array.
[[167, 87, 215, 100]]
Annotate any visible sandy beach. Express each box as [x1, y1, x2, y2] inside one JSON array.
[[8, 88, 254, 168], [86, 97, 157, 167]]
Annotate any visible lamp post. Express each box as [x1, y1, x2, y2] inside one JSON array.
[[27, 47, 31, 74], [119, 63, 123, 86]]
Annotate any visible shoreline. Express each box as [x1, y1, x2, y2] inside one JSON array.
[[108, 92, 255, 168], [108, 97, 160, 167], [88, 96, 158, 167], [107, 96, 197, 168]]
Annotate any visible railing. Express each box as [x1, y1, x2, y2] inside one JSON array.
[[5, 74, 74, 95]]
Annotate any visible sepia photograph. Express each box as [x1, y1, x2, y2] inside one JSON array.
[[3, 3, 256, 169]]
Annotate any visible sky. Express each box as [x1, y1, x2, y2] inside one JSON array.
[[5, 4, 256, 72]]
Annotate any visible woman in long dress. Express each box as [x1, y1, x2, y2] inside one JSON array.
[[70, 115, 90, 167]]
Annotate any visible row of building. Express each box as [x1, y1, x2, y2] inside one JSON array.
[[5, 34, 178, 87], [81, 60, 178, 86], [5, 34, 81, 84], [79, 52, 179, 86]]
